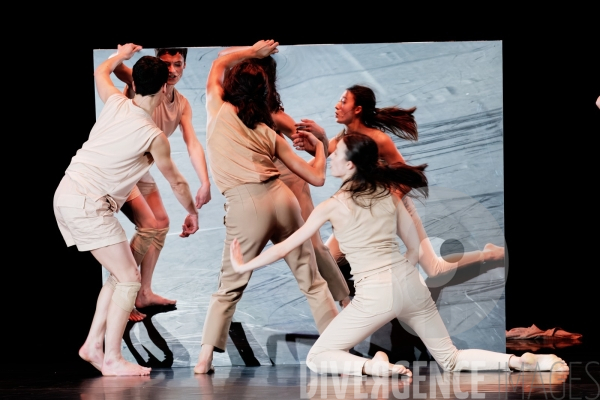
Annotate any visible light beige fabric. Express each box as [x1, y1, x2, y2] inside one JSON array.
[[112, 282, 141, 312], [201, 178, 338, 352], [274, 158, 350, 301], [307, 194, 512, 375], [65, 93, 163, 210], [206, 102, 280, 194]]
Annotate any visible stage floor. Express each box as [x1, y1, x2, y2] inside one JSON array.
[[2, 353, 598, 400]]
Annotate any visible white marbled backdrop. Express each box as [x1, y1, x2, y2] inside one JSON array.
[[92, 41, 505, 367]]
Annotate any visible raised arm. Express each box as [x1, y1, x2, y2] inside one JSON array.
[[206, 40, 279, 118], [275, 131, 326, 186], [95, 43, 142, 104], [179, 100, 211, 208], [230, 198, 336, 273], [112, 62, 136, 99], [148, 134, 199, 237]]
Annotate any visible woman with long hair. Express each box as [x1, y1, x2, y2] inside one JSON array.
[[229, 132, 568, 376], [194, 40, 338, 374], [216, 48, 351, 305], [295, 84, 504, 283]]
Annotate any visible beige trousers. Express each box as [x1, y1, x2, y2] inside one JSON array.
[[201, 178, 339, 352], [277, 160, 350, 301], [307, 260, 512, 376]]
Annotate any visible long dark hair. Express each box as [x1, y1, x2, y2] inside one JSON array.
[[222, 61, 275, 130], [346, 85, 418, 141], [340, 133, 428, 207], [250, 56, 283, 113]]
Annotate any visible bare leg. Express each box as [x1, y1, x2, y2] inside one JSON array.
[[89, 242, 151, 376], [194, 344, 215, 374], [135, 190, 176, 308], [79, 282, 113, 371]]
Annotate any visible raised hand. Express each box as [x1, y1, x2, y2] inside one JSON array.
[[292, 130, 318, 153], [252, 39, 279, 58], [295, 118, 326, 141], [116, 43, 143, 60]]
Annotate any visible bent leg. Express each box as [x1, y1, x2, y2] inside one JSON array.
[[89, 241, 151, 376], [270, 180, 338, 333], [307, 270, 403, 376], [402, 196, 504, 278]]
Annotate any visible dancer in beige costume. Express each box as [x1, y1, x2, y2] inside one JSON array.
[[216, 48, 350, 305], [194, 40, 338, 373], [230, 132, 569, 377], [113, 48, 212, 321], [294, 84, 505, 285], [53, 44, 199, 376]]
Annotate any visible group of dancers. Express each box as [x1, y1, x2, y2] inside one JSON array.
[[53, 40, 569, 377]]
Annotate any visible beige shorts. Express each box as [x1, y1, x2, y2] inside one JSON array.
[[125, 172, 159, 202], [53, 175, 127, 252]]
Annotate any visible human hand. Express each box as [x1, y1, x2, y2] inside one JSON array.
[[116, 43, 143, 60], [180, 213, 199, 237], [230, 238, 245, 273], [295, 119, 326, 141], [195, 184, 212, 208], [292, 130, 320, 153], [252, 40, 279, 58]]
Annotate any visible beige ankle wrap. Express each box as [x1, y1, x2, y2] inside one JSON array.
[[112, 282, 141, 312]]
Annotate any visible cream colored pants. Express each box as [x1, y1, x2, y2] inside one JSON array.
[[202, 178, 338, 352], [307, 260, 512, 376]]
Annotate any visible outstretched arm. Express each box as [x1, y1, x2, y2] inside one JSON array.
[[275, 131, 326, 186], [148, 134, 199, 237], [95, 43, 142, 103], [230, 199, 336, 273], [206, 40, 279, 118], [179, 100, 211, 208]]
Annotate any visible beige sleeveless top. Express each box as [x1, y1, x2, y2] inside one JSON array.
[[332, 193, 407, 280], [66, 93, 163, 209], [206, 102, 280, 194], [153, 88, 188, 137]]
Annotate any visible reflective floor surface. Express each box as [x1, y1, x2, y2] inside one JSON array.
[[2, 359, 597, 399]]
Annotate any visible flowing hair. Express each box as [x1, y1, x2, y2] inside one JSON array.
[[346, 85, 418, 141], [339, 133, 428, 208], [222, 61, 275, 130]]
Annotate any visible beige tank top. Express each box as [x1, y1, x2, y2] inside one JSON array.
[[206, 102, 280, 194], [332, 192, 407, 280], [124, 85, 187, 137], [66, 93, 163, 209]]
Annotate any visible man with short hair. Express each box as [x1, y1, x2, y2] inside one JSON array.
[[113, 47, 212, 321], [53, 43, 199, 376]]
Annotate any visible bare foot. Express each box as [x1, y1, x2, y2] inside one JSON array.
[[102, 356, 152, 376], [128, 308, 146, 322], [363, 351, 412, 377], [511, 353, 569, 372], [482, 243, 505, 263], [194, 346, 215, 374], [79, 342, 104, 372], [135, 290, 177, 308]]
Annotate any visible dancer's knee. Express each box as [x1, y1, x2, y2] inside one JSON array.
[[104, 274, 118, 291], [112, 282, 141, 312], [130, 227, 159, 257], [151, 227, 169, 251]]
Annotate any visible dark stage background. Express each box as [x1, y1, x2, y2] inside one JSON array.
[[6, 15, 597, 374]]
